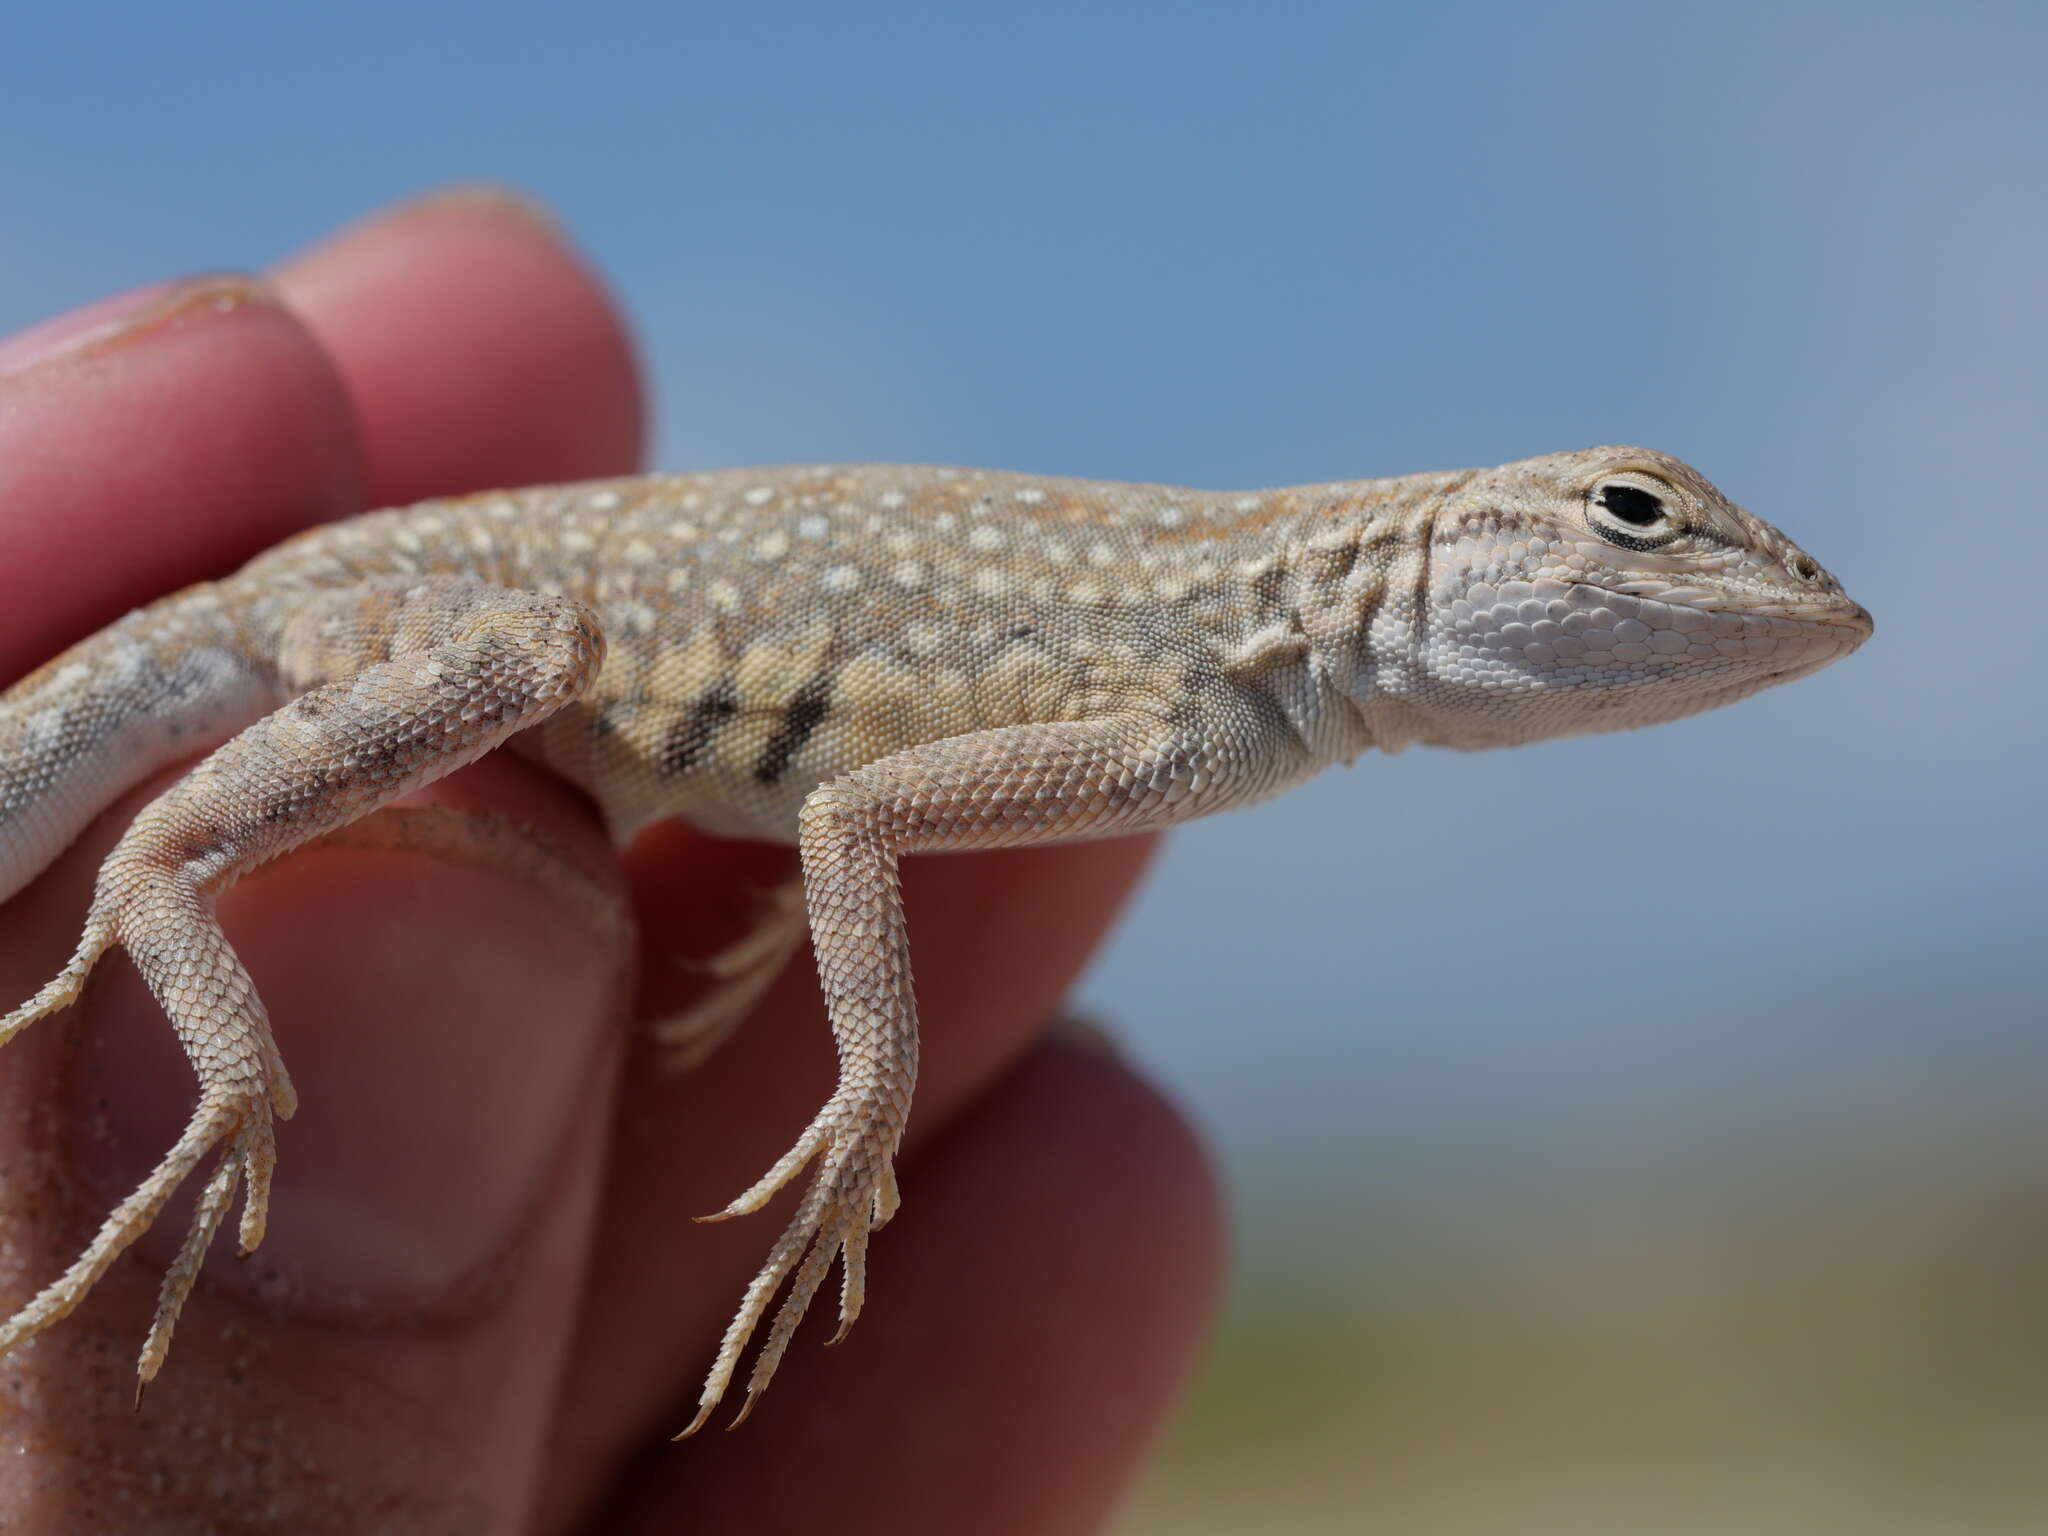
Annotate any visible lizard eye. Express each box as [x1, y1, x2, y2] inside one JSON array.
[[1586, 475, 1683, 551]]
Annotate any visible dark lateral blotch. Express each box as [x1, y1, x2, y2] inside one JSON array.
[[660, 680, 740, 777], [753, 677, 832, 783]]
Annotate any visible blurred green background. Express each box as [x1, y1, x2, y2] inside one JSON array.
[[1124, 1119, 2048, 1532], [4, 3, 2043, 1528]]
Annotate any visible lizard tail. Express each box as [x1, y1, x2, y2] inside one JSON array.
[[0, 584, 281, 905]]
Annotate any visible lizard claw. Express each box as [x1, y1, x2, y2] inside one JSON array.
[[680, 1106, 900, 1434]]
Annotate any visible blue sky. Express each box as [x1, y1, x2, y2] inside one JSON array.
[[3, 1, 2043, 1240]]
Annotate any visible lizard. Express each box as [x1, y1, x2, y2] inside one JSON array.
[[0, 445, 1872, 1435]]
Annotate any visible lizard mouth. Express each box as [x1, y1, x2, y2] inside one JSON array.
[[1606, 577, 1874, 634], [1629, 583, 1875, 671], [1746, 599, 1874, 674]]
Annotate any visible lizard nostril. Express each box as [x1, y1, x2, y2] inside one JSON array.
[[1789, 555, 1820, 583]]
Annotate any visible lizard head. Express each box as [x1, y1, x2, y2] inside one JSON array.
[[1387, 446, 1872, 749]]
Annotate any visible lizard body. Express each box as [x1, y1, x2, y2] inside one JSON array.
[[0, 446, 1871, 1432]]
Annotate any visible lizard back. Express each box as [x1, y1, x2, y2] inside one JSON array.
[[234, 464, 1437, 841]]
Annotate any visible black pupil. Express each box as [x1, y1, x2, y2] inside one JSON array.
[[1599, 484, 1664, 526]]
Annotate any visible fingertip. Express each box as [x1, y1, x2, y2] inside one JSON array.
[[272, 185, 647, 505], [372, 183, 570, 239], [0, 275, 362, 680]]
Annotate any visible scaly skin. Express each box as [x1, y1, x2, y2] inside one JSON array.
[[0, 445, 1871, 1432]]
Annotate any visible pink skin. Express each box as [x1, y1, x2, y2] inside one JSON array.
[[0, 190, 1219, 1534]]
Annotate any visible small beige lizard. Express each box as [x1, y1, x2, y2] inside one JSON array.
[[0, 446, 1871, 1434]]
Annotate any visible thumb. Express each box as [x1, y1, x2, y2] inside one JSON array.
[[9, 757, 629, 1531]]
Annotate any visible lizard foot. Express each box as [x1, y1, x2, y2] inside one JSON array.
[[678, 1101, 902, 1436], [0, 877, 293, 1395], [0, 919, 116, 1050], [0, 1076, 282, 1399]]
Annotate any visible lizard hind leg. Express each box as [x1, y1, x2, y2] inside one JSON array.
[[0, 575, 606, 1388]]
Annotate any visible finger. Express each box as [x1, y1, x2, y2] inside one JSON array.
[[533, 828, 1160, 1527], [0, 271, 627, 1529], [44, 757, 629, 1528], [0, 276, 360, 681], [271, 185, 646, 507], [608, 1035, 1223, 1535]]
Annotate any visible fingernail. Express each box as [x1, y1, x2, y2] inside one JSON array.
[[70, 842, 629, 1311], [0, 276, 274, 378]]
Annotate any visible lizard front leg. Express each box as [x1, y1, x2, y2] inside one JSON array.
[[0, 577, 603, 1391], [651, 871, 808, 1071], [681, 712, 1221, 1434]]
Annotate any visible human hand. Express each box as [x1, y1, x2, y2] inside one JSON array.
[[0, 189, 1220, 1534]]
